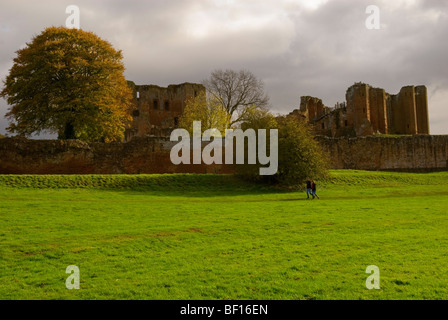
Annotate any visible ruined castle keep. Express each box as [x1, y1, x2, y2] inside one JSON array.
[[291, 83, 430, 137], [125, 81, 205, 141], [124, 81, 429, 141]]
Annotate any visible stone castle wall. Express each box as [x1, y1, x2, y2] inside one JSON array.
[[294, 83, 430, 138], [1, 135, 447, 174], [125, 82, 206, 141], [0, 137, 233, 174], [316, 135, 448, 171]]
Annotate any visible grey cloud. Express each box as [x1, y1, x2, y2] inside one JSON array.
[[0, 0, 447, 136]]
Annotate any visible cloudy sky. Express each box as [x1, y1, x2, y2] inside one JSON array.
[[1, 0, 447, 137]]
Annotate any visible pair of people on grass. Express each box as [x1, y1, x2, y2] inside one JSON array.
[[305, 178, 319, 199]]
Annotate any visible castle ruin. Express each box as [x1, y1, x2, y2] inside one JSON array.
[[124, 81, 430, 141], [0, 81, 443, 174], [291, 82, 430, 137], [125, 81, 205, 141]]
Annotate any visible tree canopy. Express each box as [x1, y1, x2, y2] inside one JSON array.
[[275, 115, 330, 186], [237, 109, 330, 186], [178, 91, 230, 135], [0, 26, 133, 142], [203, 69, 269, 125]]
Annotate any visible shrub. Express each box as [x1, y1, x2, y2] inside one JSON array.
[[275, 115, 330, 186], [236, 110, 330, 187]]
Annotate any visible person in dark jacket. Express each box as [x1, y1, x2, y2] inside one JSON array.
[[305, 178, 312, 199], [311, 180, 319, 199]]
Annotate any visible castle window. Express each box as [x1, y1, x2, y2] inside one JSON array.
[[153, 100, 159, 110], [345, 120, 348, 127], [132, 110, 140, 117], [136, 92, 140, 99], [194, 90, 198, 97], [321, 123, 325, 129], [174, 117, 179, 127], [164, 101, 170, 111]]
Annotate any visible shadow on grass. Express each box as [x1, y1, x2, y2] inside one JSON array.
[[105, 179, 289, 198], [0, 174, 293, 198]]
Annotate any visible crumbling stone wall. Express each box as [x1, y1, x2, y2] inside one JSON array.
[[125, 81, 206, 141], [293, 82, 430, 137], [1, 135, 447, 174], [0, 137, 233, 174]]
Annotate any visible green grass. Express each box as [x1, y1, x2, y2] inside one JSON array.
[[0, 170, 447, 300]]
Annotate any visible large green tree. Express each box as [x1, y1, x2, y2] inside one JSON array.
[[275, 114, 330, 186], [237, 109, 330, 186], [0, 27, 133, 142]]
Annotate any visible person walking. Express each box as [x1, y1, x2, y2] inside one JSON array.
[[305, 178, 312, 199], [311, 180, 319, 199]]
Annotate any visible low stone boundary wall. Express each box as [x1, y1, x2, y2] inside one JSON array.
[[316, 135, 448, 171], [0, 135, 447, 174]]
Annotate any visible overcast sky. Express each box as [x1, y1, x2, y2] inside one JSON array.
[[1, 0, 447, 137]]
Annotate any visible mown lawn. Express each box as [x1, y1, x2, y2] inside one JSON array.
[[0, 171, 447, 300]]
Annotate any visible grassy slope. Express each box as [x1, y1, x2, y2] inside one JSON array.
[[0, 170, 447, 300]]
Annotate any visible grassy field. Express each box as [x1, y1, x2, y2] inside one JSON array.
[[0, 170, 447, 300]]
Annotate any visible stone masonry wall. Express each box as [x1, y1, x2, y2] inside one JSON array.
[[296, 83, 430, 138], [0, 135, 447, 174], [125, 82, 206, 141], [317, 135, 448, 171], [0, 137, 234, 174]]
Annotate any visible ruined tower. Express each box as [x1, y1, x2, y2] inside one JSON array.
[[415, 85, 430, 134], [387, 85, 429, 135], [346, 83, 373, 136], [368, 87, 388, 134], [399, 86, 417, 134], [300, 96, 319, 121], [293, 82, 430, 137], [125, 82, 206, 141]]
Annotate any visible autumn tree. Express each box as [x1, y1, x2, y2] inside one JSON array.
[[0, 27, 133, 142], [178, 91, 230, 135], [203, 69, 269, 125]]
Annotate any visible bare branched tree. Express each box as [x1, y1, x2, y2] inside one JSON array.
[[203, 69, 270, 125]]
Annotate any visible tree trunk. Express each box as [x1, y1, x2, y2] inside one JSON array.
[[63, 122, 76, 139]]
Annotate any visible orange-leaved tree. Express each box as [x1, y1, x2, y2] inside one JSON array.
[[0, 27, 133, 142]]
